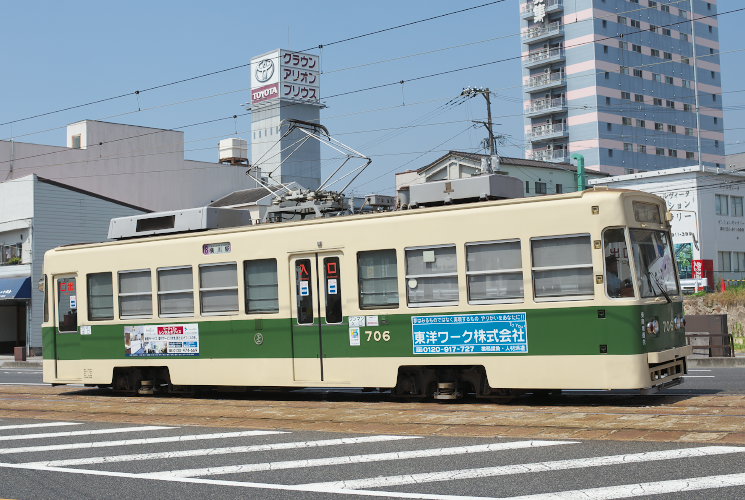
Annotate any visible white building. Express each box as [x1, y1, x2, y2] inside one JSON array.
[[1, 120, 257, 212], [0, 176, 148, 355], [589, 165, 745, 281]]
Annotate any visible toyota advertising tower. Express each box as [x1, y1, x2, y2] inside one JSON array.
[[250, 49, 322, 189]]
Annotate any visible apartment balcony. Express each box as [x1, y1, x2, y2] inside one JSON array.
[[524, 97, 567, 118], [522, 21, 563, 43], [523, 47, 565, 69], [529, 148, 568, 163], [525, 72, 565, 92], [527, 123, 568, 141], [521, 0, 563, 19]]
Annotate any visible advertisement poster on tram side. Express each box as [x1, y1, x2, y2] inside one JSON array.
[[124, 324, 200, 356], [411, 313, 528, 355]]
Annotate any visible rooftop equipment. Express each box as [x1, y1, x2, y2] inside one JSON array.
[[108, 207, 252, 240]]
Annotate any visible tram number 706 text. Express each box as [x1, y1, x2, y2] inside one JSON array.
[[365, 330, 391, 342]]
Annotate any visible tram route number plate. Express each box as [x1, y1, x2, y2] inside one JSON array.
[[411, 313, 528, 355]]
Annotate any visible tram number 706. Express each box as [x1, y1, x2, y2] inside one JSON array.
[[365, 330, 391, 342]]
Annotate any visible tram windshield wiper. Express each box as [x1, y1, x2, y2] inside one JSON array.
[[650, 272, 672, 303]]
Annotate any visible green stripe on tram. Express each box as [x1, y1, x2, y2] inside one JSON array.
[[44, 303, 685, 361]]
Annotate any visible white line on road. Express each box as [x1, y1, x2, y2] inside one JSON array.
[[146, 440, 576, 478], [300, 446, 745, 490], [0, 383, 52, 386], [24, 435, 421, 467], [682, 375, 715, 378], [0, 425, 174, 442], [0, 430, 286, 454], [688, 369, 712, 372], [0, 422, 82, 431], [2, 460, 745, 500], [503, 472, 745, 499]]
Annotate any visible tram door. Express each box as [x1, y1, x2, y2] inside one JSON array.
[[52, 274, 81, 381], [289, 252, 344, 382]]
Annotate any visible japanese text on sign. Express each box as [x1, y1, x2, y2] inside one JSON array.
[[411, 313, 528, 354], [124, 324, 200, 357]]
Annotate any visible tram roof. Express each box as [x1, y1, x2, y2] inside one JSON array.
[[50, 187, 657, 252]]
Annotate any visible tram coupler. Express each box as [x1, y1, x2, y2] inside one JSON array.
[[639, 377, 684, 395], [433, 382, 462, 400]]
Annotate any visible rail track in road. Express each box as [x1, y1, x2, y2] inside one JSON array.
[[0, 385, 743, 444]]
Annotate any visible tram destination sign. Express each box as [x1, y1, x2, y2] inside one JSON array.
[[411, 312, 528, 355]]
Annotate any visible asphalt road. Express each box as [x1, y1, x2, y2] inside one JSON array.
[[0, 417, 743, 499]]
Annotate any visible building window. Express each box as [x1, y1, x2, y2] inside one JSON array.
[[622, 117, 632, 126], [715, 140, 720, 148], [682, 56, 690, 64], [732, 196, 744, 217], [649, 2, 657, 9], [606, 96, 611, 105], [199, 263, 238, 314], [604, 71, 610, 80], [638, 145, 647, 153], [683, 104, 692, 112], [662, 28, 671, 36], [635, 94, 644, 103], [716, 194, 730, 216], [686, 151, 695, 160], [708, 25, 713, 33], [681, 33, 689, 42], [656, 147, 665, 156], [525, 180, 530, 193], [651, 49, 660, 58], [621, 91, 631, 100], [556, 184, 563, 194], [685, 127, 694, 136], [661, 4, 670, 13], [666, 100, 675, 109], [0, 243, 22, 265], [157, 266, 194, 317], [405, 245, 459, 305], [602, 19, 607, 28], [358, 249, 399, 309], [87, 273, 113, 321], [118, 270, 152, 318], [633, 69, 643, 78], [607, 122, 612, 131], [531, 235, 594, 299], [71, 135, 81, 149], [535, 182, 547, 194], [608, 148, 614, 158], [619, 41, 628, 50], [620, 66, 629, 75], [714, 117, 718, 125], [624, 143, 633, 151], [653, 97, 663, 106], [667, 124, 676, 133], [665, 76, 674, 85], [713, 94, 717, 102], [719, 251, 732, 272], [631, 19, 641, 28], [655, 122, 664, 131], [617, 16, 627, 25], [668, 149, 677, 157], [636, 119, 646, 128], [649, 23, 658, 32], [244, 259, 279, 313], [466, 240, 523, 303]]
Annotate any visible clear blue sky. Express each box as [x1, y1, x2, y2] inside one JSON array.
[[2, 1, 743, 195]]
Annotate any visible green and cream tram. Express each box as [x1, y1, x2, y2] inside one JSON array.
[[42, 188, 691, 398]]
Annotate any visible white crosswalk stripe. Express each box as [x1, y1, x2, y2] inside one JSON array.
[[23, 435, 419, 467], [0, 422, 82, 431], [145, 440, 576, 478], [0, 425, 174, 442], [300, 446, 745, 491], [0, 419, 743, 499], [0, 429, 285, 454]]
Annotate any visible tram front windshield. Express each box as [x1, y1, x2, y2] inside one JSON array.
[[629, 229, 679, 298]]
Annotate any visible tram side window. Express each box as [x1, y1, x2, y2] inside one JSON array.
[[118, 270, 152, 318], [466, 240, 523, 302], [531, 235, 594, 299], [357, 249, 399, 309], [199, 263, 238, 314], [244, 259, 279, 313], [57, 277, 77, 333], [603, 228, 634, 298], [87, 272, 114, 320], [157, 266, 194, 317], [405, 245, 459, 305], [323, 257, 342, 323]]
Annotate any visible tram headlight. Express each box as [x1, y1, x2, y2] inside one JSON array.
[[646, 320, 660, 335]]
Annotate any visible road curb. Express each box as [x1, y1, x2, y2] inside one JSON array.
[[687, 357, 745, 368], [0, 361, 42, 369]]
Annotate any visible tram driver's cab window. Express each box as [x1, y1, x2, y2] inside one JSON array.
[[57, 277, 77, 333], [603, 228, 634, 298], [405, 245, 458, 306], [531, 235, 594, 299]]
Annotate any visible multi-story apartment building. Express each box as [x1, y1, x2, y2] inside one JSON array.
[[520, 0, 724, 174]]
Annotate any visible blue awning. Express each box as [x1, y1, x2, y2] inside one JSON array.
[[0, 277, 31, 300]]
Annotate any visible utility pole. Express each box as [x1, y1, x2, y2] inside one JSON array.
[[461, 87, 498, 171]]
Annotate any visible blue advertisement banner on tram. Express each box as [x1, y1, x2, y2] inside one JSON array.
[[411, 312, 528, 355]]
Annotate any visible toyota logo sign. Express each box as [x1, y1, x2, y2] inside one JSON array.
[[255, 59, 274, 83]]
